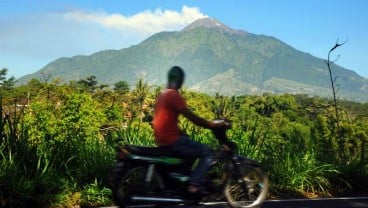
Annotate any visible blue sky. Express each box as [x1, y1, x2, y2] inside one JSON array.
[[1, 0, 367, 79]]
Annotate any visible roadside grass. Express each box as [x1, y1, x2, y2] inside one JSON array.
[[331, 159, 368, 196], [269, 151, 340, 198], [0, 89, 366, 207]]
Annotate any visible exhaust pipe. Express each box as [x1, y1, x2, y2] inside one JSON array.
[[131, 196, 185, 203]]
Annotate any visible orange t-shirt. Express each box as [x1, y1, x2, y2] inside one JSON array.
[[153, 89, 187, 146]]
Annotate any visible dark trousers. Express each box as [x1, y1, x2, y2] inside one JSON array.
[[162, 136, 215, 186]]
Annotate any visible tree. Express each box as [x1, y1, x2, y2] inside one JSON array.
[[131, 78, 150, 119], [0, 68, 16, 90], [113, 80, 130, 93], [0, 68, 16, 142], [77, 75, 98, 92]]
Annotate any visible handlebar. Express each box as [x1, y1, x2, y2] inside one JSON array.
[[211, 119, 231, 144]]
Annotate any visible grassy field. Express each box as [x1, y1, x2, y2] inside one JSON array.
[[0, 75, 367, 207]]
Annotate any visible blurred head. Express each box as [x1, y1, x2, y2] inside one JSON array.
[[167, 66, 185, 89]]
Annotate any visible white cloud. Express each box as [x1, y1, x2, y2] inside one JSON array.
[[64, 5, 207, 34], [0, 6, 207, 77]]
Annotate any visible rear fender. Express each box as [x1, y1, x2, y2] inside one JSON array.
[[110, 161, 126, 185]]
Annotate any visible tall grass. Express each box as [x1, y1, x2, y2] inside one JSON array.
[[269, 151, 339, 197], [332, 159, 368, 195], [0, 136, 117, 207], [1, 86, 366, 207], [0, 93, 118, 207]]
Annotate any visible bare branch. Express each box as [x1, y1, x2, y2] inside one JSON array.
[[325, 38, 348, 163], [332, 54, 341, 63], [333, 76, 338, 83], [328, 38, 348, 64], [329, 38, 348, 53]]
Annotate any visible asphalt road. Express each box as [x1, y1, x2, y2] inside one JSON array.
[[200, 197, 368, 208], [261, 197, 368, 208], [102, 197, 368, 208]]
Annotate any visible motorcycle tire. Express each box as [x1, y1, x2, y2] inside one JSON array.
[[224, 165, 269, 208], [112, 166, 165, 207]]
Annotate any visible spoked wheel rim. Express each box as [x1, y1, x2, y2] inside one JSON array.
[[115, 167, 165, 207], [224, 167, 268, 208]]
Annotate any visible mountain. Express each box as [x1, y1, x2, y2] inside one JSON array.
[[18, 18, 368, 102]]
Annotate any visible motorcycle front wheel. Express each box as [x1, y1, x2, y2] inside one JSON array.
[[224, 165, 269, 208], [113, 166, 165, 207]]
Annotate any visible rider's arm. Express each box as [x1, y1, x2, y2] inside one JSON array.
[[179, 128, 188, 136], [179, 107, 215, 129]]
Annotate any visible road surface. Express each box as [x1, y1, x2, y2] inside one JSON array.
[[261, 197, 368, 208], [102, 197, 368, 208]]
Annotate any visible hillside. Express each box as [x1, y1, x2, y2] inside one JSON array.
[[17, 18, 368, 102]]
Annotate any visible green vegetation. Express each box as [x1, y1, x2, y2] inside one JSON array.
[[1, 69, 368, 207]]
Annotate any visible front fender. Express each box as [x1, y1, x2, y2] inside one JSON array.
[[235, 155, 261, 168]]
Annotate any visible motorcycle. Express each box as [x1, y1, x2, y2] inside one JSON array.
[[111, 120, 269, 207]]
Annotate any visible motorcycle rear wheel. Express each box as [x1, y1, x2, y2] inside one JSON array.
[[224, 165, 269, 208], [113, 166, 165, 207]]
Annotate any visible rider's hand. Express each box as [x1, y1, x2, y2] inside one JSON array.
[[210, 119, 230, 129]]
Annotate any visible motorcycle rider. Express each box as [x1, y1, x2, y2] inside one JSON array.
[[152, 66, 227, 195]]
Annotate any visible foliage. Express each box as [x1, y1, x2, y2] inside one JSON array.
[[0, 73, 367, 207], [80, 179, 113, 207], [113, 80, 130, 93]]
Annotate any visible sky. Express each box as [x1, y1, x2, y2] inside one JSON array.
[[1, 0, 367, 79]]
